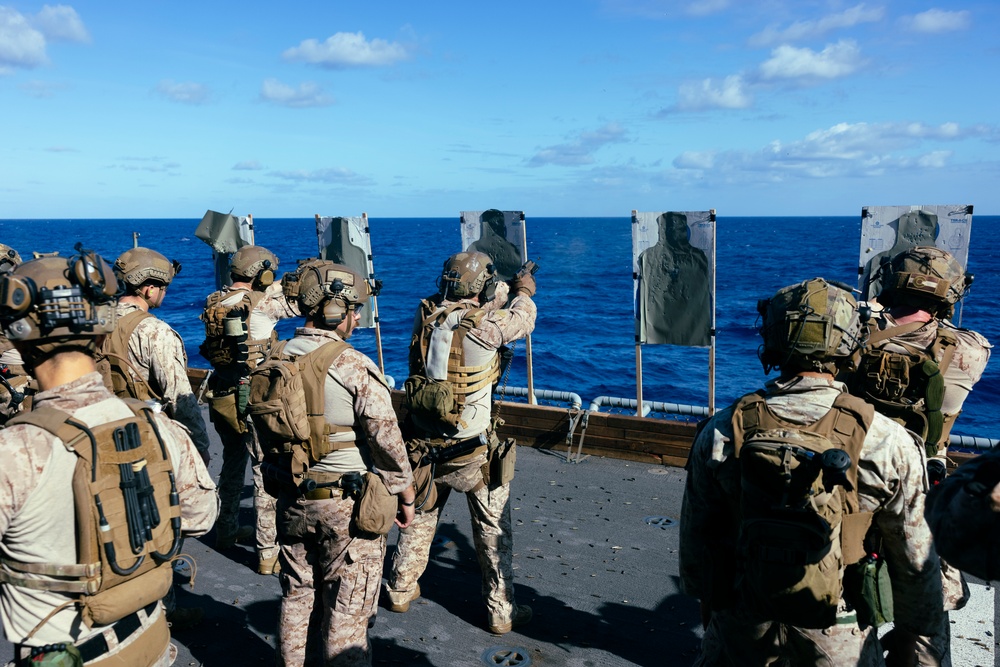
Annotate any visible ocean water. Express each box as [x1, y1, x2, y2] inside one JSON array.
[[0, 216, 996, 439]]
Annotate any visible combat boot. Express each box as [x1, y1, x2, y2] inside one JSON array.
[[386, 584, 421, 613], [215, 525, 253, 550], [258, 555, 281, 576], [488, 604, 532, 634]]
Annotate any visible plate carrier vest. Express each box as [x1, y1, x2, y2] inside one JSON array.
[[848, 320, 957, 454], [404, 299, 500, 431], [98, 310, 157, 402], [0, 401, 181, 627], [200, 289, 275, 374]]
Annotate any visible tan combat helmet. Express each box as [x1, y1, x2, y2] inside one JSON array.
[[439, 251, 497, 300], [878, 246, 971, 316], [114, 247, 181, 288], [758, 278, 862, 375], [230, 246, 279, 287], [295, 260, 371, 330], [0, 247, 120, 365], [0, 244, 22, 275]]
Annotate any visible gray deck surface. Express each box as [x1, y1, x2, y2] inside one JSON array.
[[3, 408, 997, 666]]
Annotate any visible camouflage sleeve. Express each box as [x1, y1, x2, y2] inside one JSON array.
[[255, 282, 300, 321], [859, 415, 949, 661], [333, 349, 413, 494], [154, 414, 218, 538], [679, 412, 737, 603], [132, 319, 211, 453], [481, 281, 510, 313], [0, 426, 52, 536], [941, 327, 992, 416], [926, 447, 1000, 582], [469, 294, 537, 349]]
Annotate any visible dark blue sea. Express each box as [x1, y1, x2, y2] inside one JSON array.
[[0, 216, 996, 440]]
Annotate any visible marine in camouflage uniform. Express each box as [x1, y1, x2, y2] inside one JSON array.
[[848, 246, 991, 612], [0, 251, 218, 666], [386, 253, 537, 634], [202, 246, 297, 573], [109, 247, 212, 459], [681, 278, 950, 666], [270, 261, 414, 667]]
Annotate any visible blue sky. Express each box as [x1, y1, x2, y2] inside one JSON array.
[[2, 1, 998, 218]]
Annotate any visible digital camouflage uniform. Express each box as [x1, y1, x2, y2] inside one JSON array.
[[113, 302, 211, 455], [0, 373, 218, 665], [276, 328, 412, 667], [681, 376, 950, 667], [386, 282, 537, 626], [206, 282, 297, 560]]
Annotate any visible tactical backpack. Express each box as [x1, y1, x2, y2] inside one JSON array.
[[403, 299, 499, 431], [97, 310, 158, 401], [847, 320, 957, 456], [0, 401, 181, 627], [199, 289, 274, 370], [731, 391, 874, 629], [247, 339, 354, 470]]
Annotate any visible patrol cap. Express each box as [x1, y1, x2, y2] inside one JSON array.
[[0, 247, 120, 358], [758, 277, 861, 374], [439, 251, 496, 299], [114, 247, 181, 287], [879, 246, 971, 311], [0, 244, 22, 274]]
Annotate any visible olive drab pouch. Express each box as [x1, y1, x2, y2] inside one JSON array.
[[403, 375, 458, 426], [732, 391, 872, 629], [354, 472, 398, 535], [843, 554, 894, 627]]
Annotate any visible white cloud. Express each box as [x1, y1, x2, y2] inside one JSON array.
[[156, 80, 210, 105], [671, 121, 995, 181], [598, 0, 728, 19], [270, 167, 373, 186], [528, 123, 627, 167], [758, 40, 865, 81], [0, 7, 48, 71], [749, 4, 884, 47], [259, 78, 334, 108], [900, 9, 971, 33], [282, 31, 410, 69], [233, 160, 263, 171], [34, 4, 89, 43], [0, 4, 89, 73], [670, 75, 753, 112]]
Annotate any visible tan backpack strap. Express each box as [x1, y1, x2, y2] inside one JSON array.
[[730, 390, 767, 457], [302, 340, 356, 459], [865, 319, 927, 347], [932, 328, 958, 375]]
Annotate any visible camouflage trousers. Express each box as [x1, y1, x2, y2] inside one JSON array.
[[697, 605, 885, 667], [276, 492, 385, 667], [211, 414, 278, 559], [387, 456, 516, 623]]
